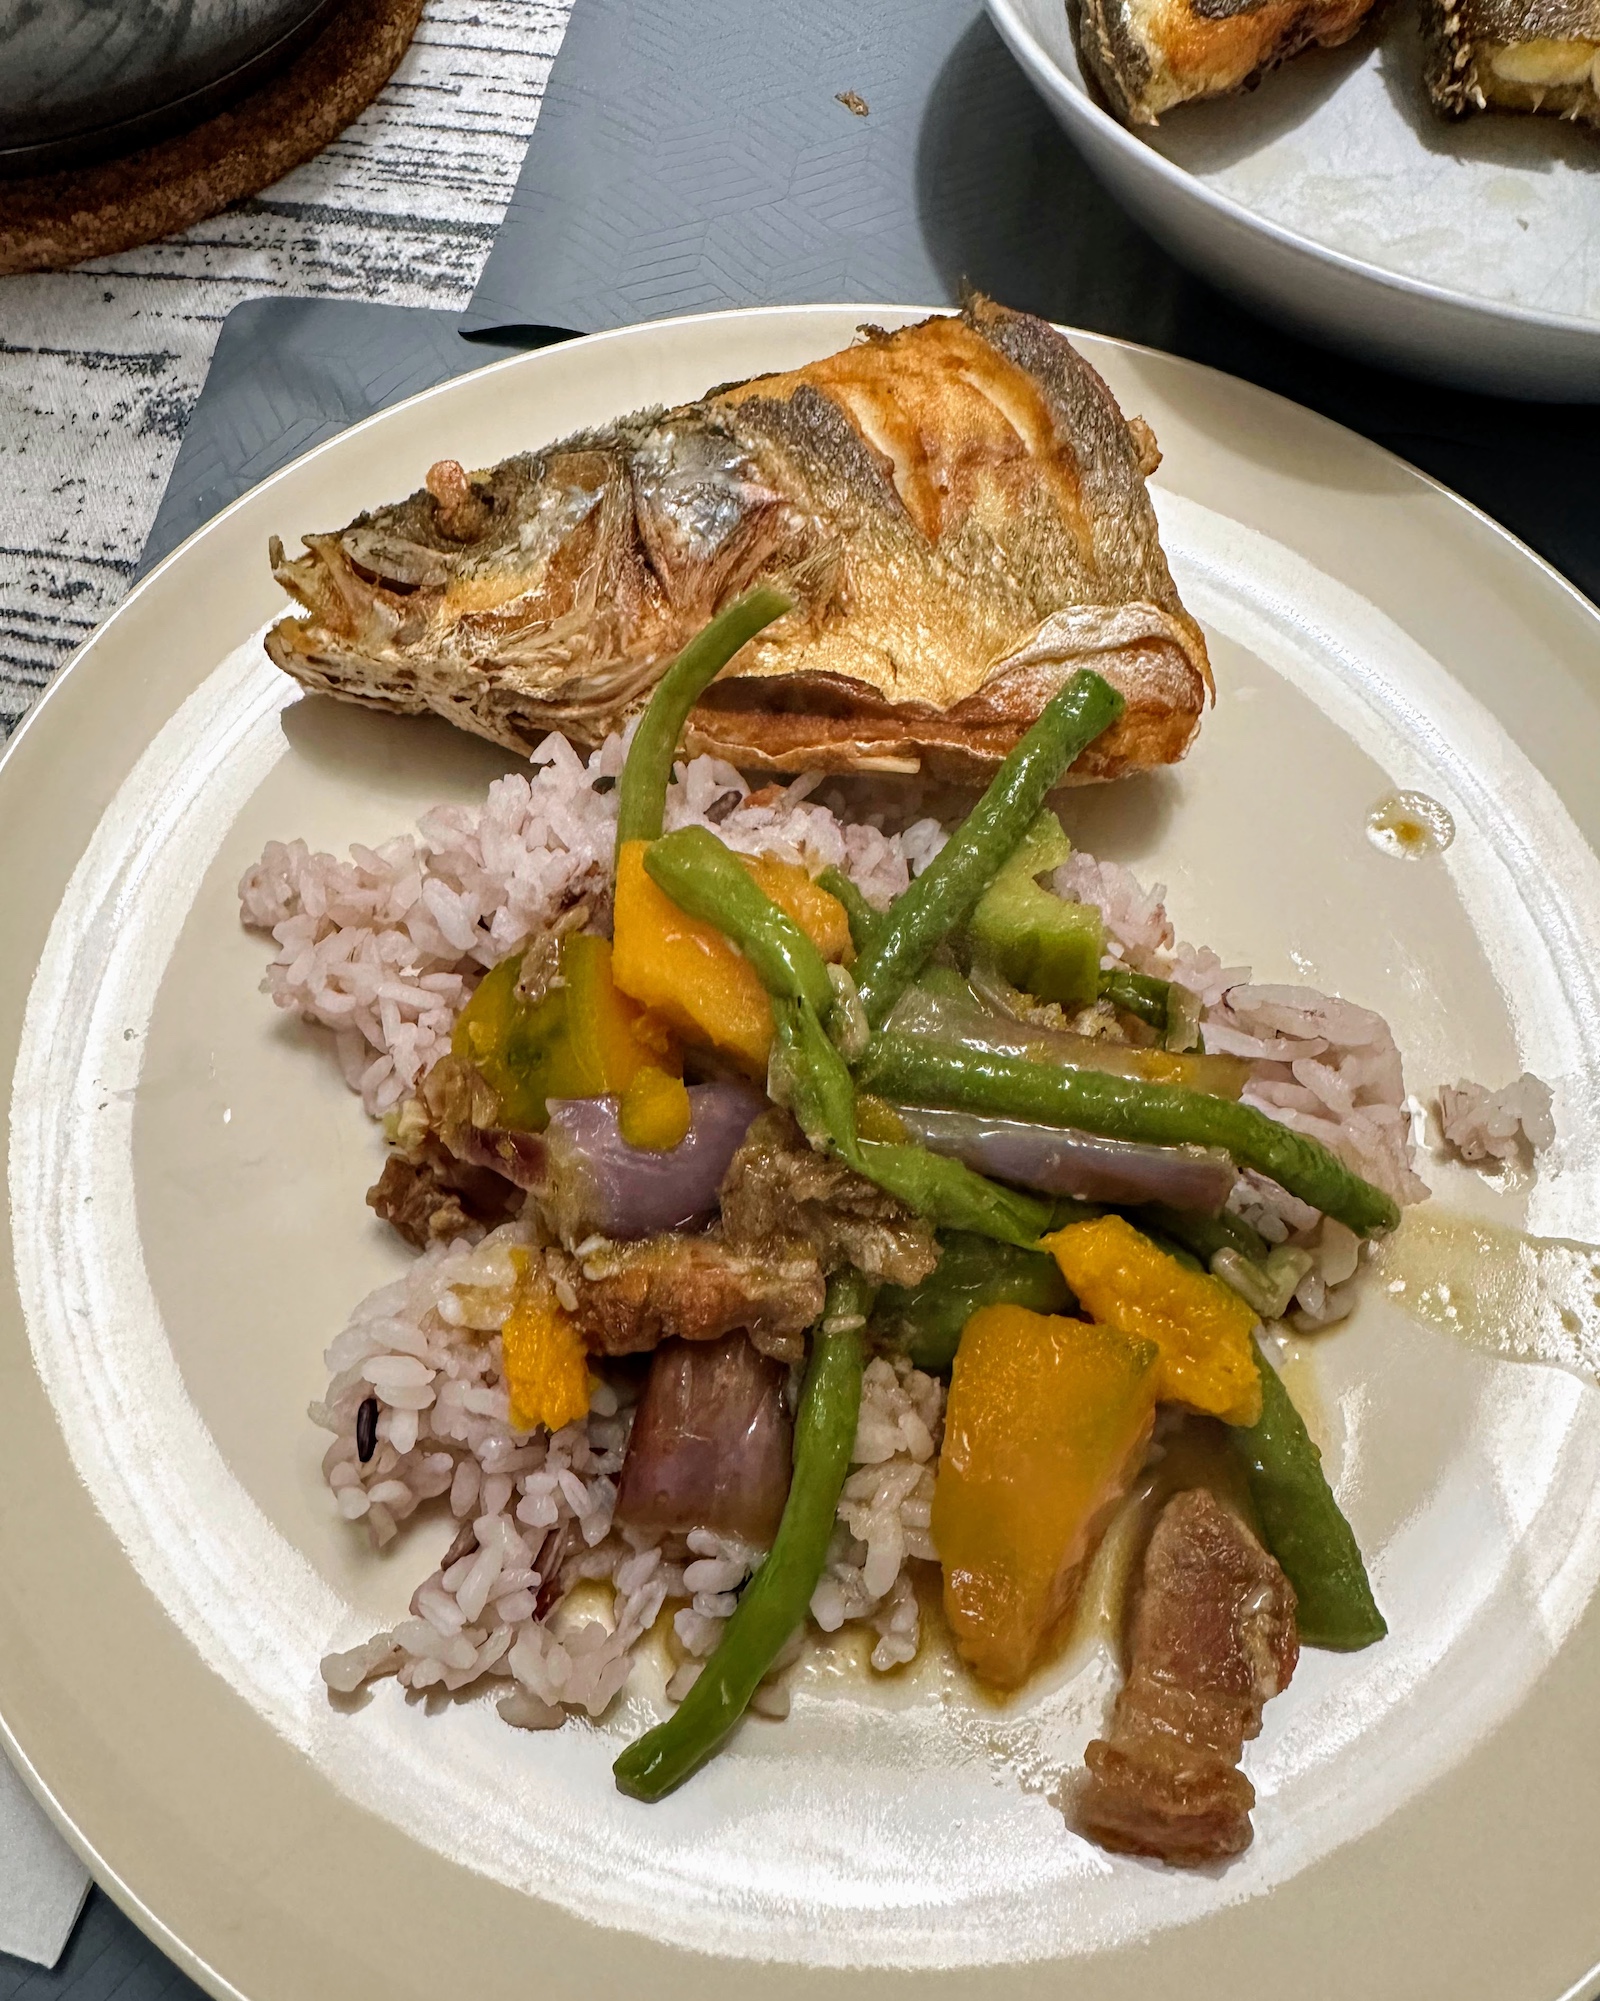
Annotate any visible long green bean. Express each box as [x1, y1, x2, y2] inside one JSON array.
[[818, 865, 887, 956], [645, 827, 835, 1015], [856, 1034, 1400, 1237], [612, 1270, 872, 1801], [871, 1232, 1074, 1372], [614, 588, 792, 849], [1230, 1340, 1387, 1650], [851, 670, 1124, 1026], [855, 1140, 1053, 1249]]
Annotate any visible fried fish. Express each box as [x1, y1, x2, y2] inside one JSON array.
[[265, 297, 1212, 784], [1424, 0, 1600, 121], [1076, 0, 1377, 125]]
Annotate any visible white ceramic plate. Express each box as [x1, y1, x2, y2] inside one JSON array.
[[3, 305, 1600, 2001], [989, 0, 1600, 400]]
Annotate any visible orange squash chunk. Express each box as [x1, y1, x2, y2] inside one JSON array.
[[1043, 1215, 1262, 1426], [611, 839, 850, 1073], [931, 1304, 1159, 1690], [452, 931, 676, 1130], [502, 1254, 592, 1434]]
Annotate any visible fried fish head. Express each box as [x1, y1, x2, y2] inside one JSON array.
[[265, 298, 1213, 785]]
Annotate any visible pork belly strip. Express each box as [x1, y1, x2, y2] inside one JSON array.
[[264, 297, 1211, 785], [1075, 1486, 1298, 1864]]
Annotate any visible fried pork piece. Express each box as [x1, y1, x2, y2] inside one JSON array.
[[1078, 0, 1377, 125], [548, 1234, 825, 1362], [265, 297, 1212, 786], [1425, 0, 1600, 122], [366, 1055, 545, 1247], [366, 1150, 522, 1248], [1075, 1487, 1299, 1864], [718, 1109, 940, 1289]]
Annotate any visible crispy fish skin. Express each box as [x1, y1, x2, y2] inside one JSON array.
[[1424, 0, 1600, 119], [1077, 0, 1377, 125], [265, 298, 1211, 785]]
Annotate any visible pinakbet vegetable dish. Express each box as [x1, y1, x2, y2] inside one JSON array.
[[242, 306, 1550, 1868]]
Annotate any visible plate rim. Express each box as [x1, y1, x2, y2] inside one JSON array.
[[985, 0, 1600, 345], [3, 300, 1600, 2001]]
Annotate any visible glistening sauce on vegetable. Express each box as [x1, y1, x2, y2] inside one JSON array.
[[1366, 791, 1455, 860], [1380, 1208, 1600, 1380]]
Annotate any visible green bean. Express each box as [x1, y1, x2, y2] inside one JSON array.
[[771, 999, 1051, 1250], [872, 1232, 1073, 1373], [1099, 966, 1169, 1031], [772, 996, 861, 1158], [818, 867, 887, 956], [613, 1270, 872, 1801], [855, 1140, 1053, 1250], [1138, 1204, 1270, 1266], [644, 827, 835, 1015], [856, 1035, 1400, 1237], [1230, 1340, 1387, 1650], [851, 670, 1125, 1027], [614, 588, 793, 849], [657, 855, 1051, 1250]]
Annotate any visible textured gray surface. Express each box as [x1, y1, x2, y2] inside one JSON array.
[[462, 0, 1184, 337], [462, 0, 1600, 605], [138, 296, 526, 573]]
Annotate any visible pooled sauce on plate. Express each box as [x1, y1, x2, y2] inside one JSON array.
[[1380, 1208, 1600, 1382], [1366, 791, 1455, 860]]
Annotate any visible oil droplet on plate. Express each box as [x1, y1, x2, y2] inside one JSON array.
[[1379, 1208, 1600, 1382], [1366, 791, 1455, 859]]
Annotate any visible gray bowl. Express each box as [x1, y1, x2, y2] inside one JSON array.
[[0, 0, 340, 174], [987, 0, 1600, 401]]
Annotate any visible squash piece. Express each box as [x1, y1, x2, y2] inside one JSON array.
[[502, 1254, 592, 1434], [451, 932, 677, 1131], [611, 838, 850, 1072], [618, 1065, 693, 1151], [1043, 1215, 1263, 1426], [931, 1304, 1159, 1689]]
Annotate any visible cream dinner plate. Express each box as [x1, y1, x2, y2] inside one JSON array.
[[1, 307, 1599, 2001]]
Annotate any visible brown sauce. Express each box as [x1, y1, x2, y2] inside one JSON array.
[[1366, 790, 1455, 859]]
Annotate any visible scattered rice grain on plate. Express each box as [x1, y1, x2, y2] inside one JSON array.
[[1437, 1072, 1555, 1167]]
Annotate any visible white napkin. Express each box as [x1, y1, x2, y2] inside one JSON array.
[[0, 1746, 90, 1968]]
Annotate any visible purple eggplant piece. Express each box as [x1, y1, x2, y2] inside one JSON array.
[[892, 1103, 1236, 1212], [542, 1082, 764, 1240], [615, 1334, 793, 1548]]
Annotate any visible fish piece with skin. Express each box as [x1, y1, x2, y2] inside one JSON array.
[[1078, 0, 1378, 125], [264, 298, 1211, 785], [1074, 1486, 1299, 1863], [1423, 0, 1600, 123], [614, 1334, 794, 1547]]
